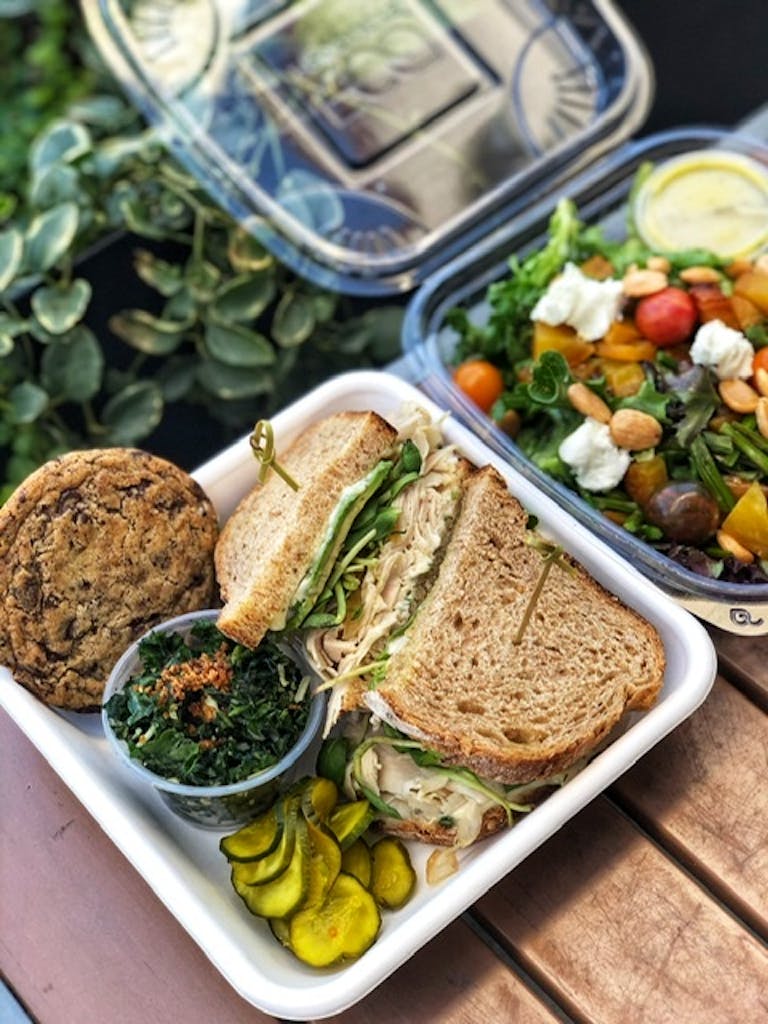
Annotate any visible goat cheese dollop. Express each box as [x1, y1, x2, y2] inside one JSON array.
[[559, 417, 631, 492], [689, 319, 755, 379], [530, 262, 625, 341]]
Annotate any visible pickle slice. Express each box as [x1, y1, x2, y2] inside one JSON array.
[[370, 836, 416, 910], [341, 838, 372, 889], [304, 819, 342, 909], [327, 799, 374, 851], [234, 816, 311, 919], [231, 796, 299, 885], [219, 803, 282, 863], [289, 871, 381, 967], [269, 916, 292, 948], [300, 776, 338, 826]]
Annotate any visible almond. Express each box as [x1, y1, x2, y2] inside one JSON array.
[[567, 382, 611, 424], [725, 258, 753, 279], [756, 396, 768, 439], [755, 253, 768, 275], [755, 367, 768, 398], [679, 265, 722, 285], [497, 408, 521, 439], [609, 408, 663, 450], [622, 268, 668, 298], [718, 378, 759, 414], [646, 255, 671, 273], [716, 529, 754, 564]]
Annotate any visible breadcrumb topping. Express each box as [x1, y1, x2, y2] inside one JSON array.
[[155, 644, 233, 708]]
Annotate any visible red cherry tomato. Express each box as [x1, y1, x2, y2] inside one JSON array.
[[453, 359, 504, 413], [635, 287, 698, 347]]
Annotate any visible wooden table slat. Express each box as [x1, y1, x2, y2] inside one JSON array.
[[707, 627, 768, 709], [611, 675, 768, 939], [320, 919, 564, 1024], [0, 714, 277, 1024], [473, 797, 768, 1024]]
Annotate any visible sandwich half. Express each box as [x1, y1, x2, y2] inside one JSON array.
[[215, 410, 399, 647], [215, 407, 465, 654], [327, 465, 665, 847]]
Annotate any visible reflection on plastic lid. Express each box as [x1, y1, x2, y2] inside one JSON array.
[[83, 0, 652, 293]]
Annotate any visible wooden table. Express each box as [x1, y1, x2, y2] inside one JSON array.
[[2, 624, 766, 1024]]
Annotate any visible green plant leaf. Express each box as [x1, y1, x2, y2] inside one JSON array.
[[210, 271, 276, 322], [30, 120, 92, 174], [313, 292, 338, 324], [0, 1, 36, 14], [0, 227, 23, 292], [204, 320, 276, 367], [0, 333, 13, 357], [9, 381, 49, 424], [28, 321, 58, 345], [119, 195, 171, 240], [271, 291, 316, 349], [155, 357, 198, 402], [133, 249, 184, 297], [40, 326, 104, 402], [359, 306, 404, 362], [197, 360, 274, 399], [0, 314, 28, 337], [23, 202, 79, 274], [31, 278, 91, 334], [109, 309, 191, 355], [28, 163, 83, 209], [228, 227, 274, 273], [162, 287, 198, 321], [185, 259, 220, 302], [66, 95, 132, 128], [101, 381, 164, 444], [89, 134, 155, 179]]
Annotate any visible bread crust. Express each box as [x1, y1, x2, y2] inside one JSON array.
[[369, 465, 666, 786], [215, 411, 398, 648], [0, 448, 218, 711]]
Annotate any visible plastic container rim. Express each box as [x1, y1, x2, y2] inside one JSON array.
[[101, 608, 326, 798]]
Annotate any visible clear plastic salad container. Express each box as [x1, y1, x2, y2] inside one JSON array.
[[402, 127, 768, 635], [81, 0, 652, 294]]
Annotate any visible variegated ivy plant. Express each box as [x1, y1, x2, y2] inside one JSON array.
[[0, 105, 403, 503]]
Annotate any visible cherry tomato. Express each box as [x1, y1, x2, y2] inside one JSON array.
[[634, 287, 698, 347], [453, 359, 504, 413], [752, 346, 768, 379]]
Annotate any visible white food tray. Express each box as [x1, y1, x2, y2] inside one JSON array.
[[0, 370, 717, 1020]]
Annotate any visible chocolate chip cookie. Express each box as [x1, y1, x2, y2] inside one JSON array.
[[0, 448, 220, 711]]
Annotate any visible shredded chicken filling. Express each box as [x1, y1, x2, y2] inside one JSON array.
[[305, 408, 464, 732], [352, 741, 503, 848]]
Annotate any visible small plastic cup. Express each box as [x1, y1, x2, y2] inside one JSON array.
[[102, 609, 325, 829]]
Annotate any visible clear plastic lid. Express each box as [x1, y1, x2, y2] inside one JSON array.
[[83, 0, 653, 294]]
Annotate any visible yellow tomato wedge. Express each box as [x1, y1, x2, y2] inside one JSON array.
[[595, 339, 658, 362], [721, 481, 768, 558], [532, 321, 593, 367]]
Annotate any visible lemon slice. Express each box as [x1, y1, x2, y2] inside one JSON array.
[[634, 150, 768, 259]]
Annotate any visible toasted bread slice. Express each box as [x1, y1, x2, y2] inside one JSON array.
[[364, 465, 665, 786], [216, 411, 397, 648]]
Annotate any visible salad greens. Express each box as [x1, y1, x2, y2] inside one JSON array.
[[449, 185, 768, 584], [104, 621, 311, 787]]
